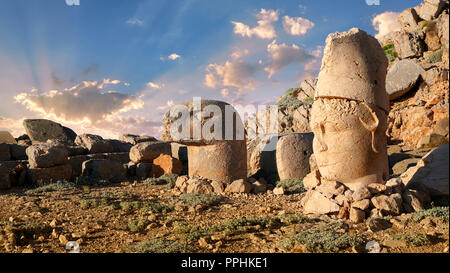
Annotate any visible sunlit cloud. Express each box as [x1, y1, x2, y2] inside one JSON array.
[[283, 16, 315, 36], [372, 11, 401, 40], [232, 9, 279, 39]]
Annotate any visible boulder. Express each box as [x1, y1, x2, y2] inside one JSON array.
[[423, 20, 443, 51], [0, 163, 11, 190], [27, 164, 72, 186], [402, 144, 449, 197], [297, 78, 317, 101], [0, 143, 11, 161], [391, 31, 425, 59], [186, 179, 214, 194], [152, 154, 182, 177], [397, 8, 421, 32], [349, 207, 366, 223], [23, 119, 77, 144], [302, 190, 340, 214], [0, 131, 17, 144], [9, 163, 27, 187], [119, 134, 157, 145], [67, 154, 104, 177], [352, 187, 372, 202], [26, 143, 69, 168], [108, 140, 132, 153], [251, 180, 267, 194], [81, 159, 126, 182], [386, 59, 426, 100], [211, 180, 226, 194], [247, 135, 278, 177], [437, 13, 449, 48], [402, 189, 427, 212], [415, 0, 446, 21], [371, 193, 403, 215], [276, 133, 314, 180], [225, 179, 252, 193], [129, 141, 172, 164], [136, 163, 153, 179], [9, 144, 28, 160], [66, 146, 88, 156], [171, 142, 188, 162], [75, 134, 114, 154]]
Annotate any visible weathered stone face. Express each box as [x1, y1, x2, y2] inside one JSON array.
[[129, 141, 172, 164], [311, 99, 389, 190], [75, 134, 114, 154], [81, 159, 126, 183], [27, 164, 72, 186], [188, 140, 247, 184], [311, 28, 389, 190]]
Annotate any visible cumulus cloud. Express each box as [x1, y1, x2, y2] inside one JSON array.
[[156, 100, 175, 111], [147, 82, 163, 89], [126, 18, 144, 25], [282, 16, 315, 36], [220, 88, 229, 98], [264, 40, 314, 78], [232, 9, 279, 39], [14, 80, 144, 124], [372, 11, 401, 40], [160, 53, 181, 61], [204, 59, 260, 90]]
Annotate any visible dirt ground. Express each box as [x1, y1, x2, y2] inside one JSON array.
[[0, 179, 448, 254]]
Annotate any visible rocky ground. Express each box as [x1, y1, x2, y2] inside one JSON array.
[[0, 154, 448, 254]]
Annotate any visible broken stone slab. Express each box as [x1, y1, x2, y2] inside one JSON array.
[[75, 134, 114, 154], [119, 134, 157, 145], [437, 13, 449, 48], [424, 20, 443, 51], [67, 154, 105, 177], [0, 131, 17, 144], [171, 142, 188, 162], [26, 143, 69, 168], [27, 164, 72, 186], [391, 30, 426, 59], [276, 132, 314, 181], [297, 78, 318, 101], [67, 146, 88, 157], [402, 189, 428, 212], [349, 207, 366, 223], [23, 119, 77, 145], [0, 143, 11, 161], [152, 154, 182, 178], [386, 59, 426, 100], [398, 8, 421, 32], [225, 179, 252, 194], [371, 193, 403, 216], [81, 159, 126, 183], [129, 141, 172, 164], [415, 0, 446, 21], [108, 140, 132, 153], [186, 179, 214, 194], [0, 163, 11, 190], [211, 180, 226, 194], [136, 163, 153, 179], [302, 190, 341, 214], [402, 144, 449, 197], [9, 144, 28, 160], [247, 135, 278, 178], [8, 162, 27, 187]]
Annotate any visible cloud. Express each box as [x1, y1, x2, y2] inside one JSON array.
[[282, 16, 315, 36], [147, 82, 163, 89], [220, 88, 229, 98], [204, 59, 260, 90], [264, 40, 314, 78], [160, 53, 181, 61], [126, 18, 144, 25], [14, 80, 144, 124], [168, 53, 181, 60], [372, 11, 401, 40], [232, 9, 279, 39]]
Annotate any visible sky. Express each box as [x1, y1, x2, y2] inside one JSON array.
[[0, 0, 422, 139]]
